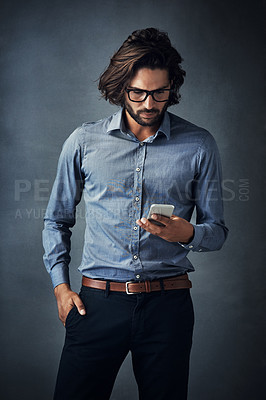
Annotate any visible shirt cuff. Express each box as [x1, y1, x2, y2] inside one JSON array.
[[178, 224, 205, 252], [49, 262, 70, 289]]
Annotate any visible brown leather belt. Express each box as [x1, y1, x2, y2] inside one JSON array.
[[82, 274, 192, 294]]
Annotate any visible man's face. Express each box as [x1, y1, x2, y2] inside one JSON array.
[[124, 68, 171, 127]]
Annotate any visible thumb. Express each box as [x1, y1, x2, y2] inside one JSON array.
[[73, 295, 86, 315]]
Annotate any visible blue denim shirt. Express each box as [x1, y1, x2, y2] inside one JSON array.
[[42, 108, 228, 288]]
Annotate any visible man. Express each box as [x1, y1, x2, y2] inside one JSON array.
[[43, 27, 228, 400]]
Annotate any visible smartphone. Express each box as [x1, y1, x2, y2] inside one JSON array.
[[147, 204, 175, 226]]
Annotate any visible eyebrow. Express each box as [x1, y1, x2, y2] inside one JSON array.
[[127, 84, 170, 90]]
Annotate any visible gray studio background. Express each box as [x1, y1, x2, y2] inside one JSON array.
[[1, 0, 265, 399]]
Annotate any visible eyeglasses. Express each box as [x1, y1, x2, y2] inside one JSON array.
[[125, 88, 172, 103]]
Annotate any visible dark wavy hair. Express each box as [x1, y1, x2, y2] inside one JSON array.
[[98, 28, 186, 107]]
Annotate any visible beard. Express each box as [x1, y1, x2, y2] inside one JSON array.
[[124, 100, 168, 127]]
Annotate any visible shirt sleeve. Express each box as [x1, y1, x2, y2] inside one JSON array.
[[179, 132, 229, 252], [42, 128, 84, 288]]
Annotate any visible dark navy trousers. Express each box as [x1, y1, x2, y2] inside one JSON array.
[[54, 284, 194, 400]]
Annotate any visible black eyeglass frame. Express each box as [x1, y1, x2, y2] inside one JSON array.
[[125, 88, 172, 103]]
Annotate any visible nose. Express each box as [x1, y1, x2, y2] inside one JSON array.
[[143, 94, 155, 109]]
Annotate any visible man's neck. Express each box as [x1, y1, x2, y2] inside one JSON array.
[[124, 109, 161, 142]]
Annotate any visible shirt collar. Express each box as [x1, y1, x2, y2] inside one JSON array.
[[106, 107, 171, 140]]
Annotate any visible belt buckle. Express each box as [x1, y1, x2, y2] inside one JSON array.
[[126, 281, 138, 295]]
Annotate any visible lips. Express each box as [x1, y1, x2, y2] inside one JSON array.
[[141, 112, 157, 118]]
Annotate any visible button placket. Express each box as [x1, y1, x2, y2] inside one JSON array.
[[131, 142, 146, 264]]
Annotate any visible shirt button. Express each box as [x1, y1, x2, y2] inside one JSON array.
[[133, 226, 138, 230], [140, 143, 144, 146], [135, 196, 140, 202], [189, 245, 193, 249], [136, 274, 141, 279], [136, 167, 141, 172], [133, 255, 138, 260]]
